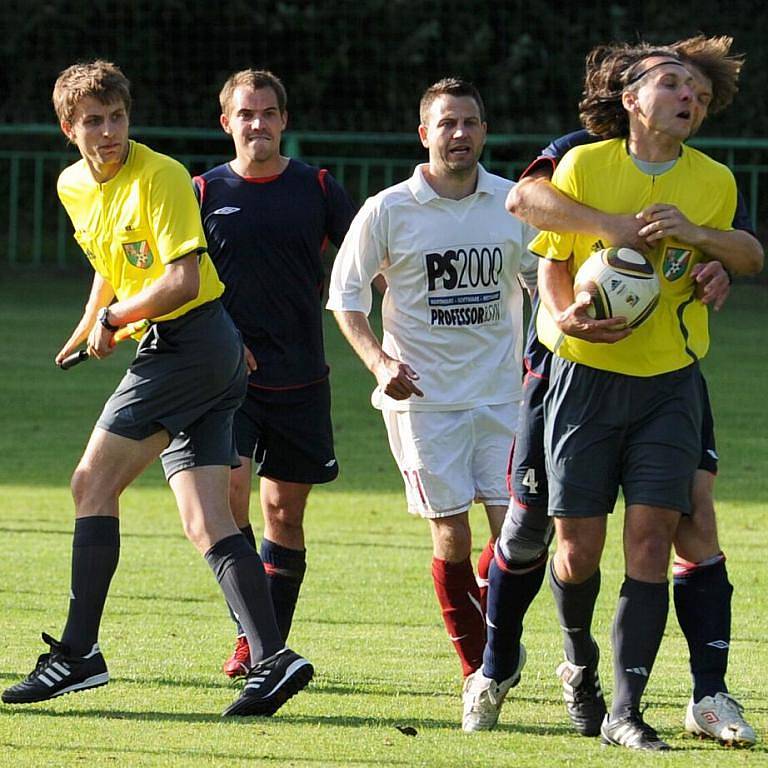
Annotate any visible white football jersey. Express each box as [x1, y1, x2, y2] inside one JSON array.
[[327, 164, 538, 411]]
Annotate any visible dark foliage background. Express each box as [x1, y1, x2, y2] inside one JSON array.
[[1, 0, 766, 137]]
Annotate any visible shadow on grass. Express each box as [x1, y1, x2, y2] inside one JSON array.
[[3, 705, 731, 754], [0, 586, 210, 604], [0, 526, 187, 542], [2, 738, 416, 766]]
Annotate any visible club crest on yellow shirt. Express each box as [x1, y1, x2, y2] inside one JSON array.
[[123, 240, 154, 269], [662, 247, 692, 281]]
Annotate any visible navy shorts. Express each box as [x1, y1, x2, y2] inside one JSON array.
[[508, 364, 551, 509], [97, 301, 247, 479], [234, 378, 338, 485], [509, 349, 718, 509], [544, 358, 703, 517]]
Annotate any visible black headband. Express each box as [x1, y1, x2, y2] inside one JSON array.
[[624, 58, 687, 87]]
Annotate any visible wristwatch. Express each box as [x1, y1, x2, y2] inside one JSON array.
[[97, 306, 119, 333]]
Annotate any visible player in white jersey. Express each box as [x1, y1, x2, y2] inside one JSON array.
[[327, 78, 537, 696]]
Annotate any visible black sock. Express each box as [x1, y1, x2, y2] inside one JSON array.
[[483, 548, 546, 681], [205, 534, 282, 664], [548, 559, 600, 666], [611, 577, 669, 719], [674, 558, 732, 700], [227, 525, 259, 637], [60, 516, 120, 656], [239, 524, 257, 550], [261, 538, 307, 642]]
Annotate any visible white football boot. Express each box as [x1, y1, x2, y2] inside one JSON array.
[[685, 692, 756, 747], [461, 645, 526, 732]]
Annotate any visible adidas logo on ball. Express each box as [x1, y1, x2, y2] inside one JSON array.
[[574, 247, 660, 329]]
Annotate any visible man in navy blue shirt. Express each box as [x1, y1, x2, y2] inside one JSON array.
[[195, 70, 356, 676]]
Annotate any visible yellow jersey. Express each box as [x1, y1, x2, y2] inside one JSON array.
[[58, 140, 223, 321], [530, 138, 737, 376]]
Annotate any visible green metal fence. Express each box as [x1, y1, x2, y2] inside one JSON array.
[[1, 125, 766, 269]]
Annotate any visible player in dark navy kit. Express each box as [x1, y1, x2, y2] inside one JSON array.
[[194, 70, 356, 676], [466, 36, 762, 747]]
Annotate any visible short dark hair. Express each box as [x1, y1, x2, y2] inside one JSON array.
[[219, 69, 287, 115], [419, 77, 485, 125], [53, 60, 131, 124]]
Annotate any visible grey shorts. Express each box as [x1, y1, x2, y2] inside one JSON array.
[[97, 301, 247, 479], [544, 357, 703, 518]]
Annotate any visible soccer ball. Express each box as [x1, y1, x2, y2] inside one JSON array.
[[573, 247, 660, 329]]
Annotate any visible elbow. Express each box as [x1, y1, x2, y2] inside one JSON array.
[[178, 270, 200, 305], [748, 247, 765, 276], [506, 186, 525, 216], [733, 244, 765, 277]]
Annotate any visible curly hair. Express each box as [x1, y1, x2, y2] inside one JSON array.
[[53, 60, 131, 125], [672, 35, 743, 114]]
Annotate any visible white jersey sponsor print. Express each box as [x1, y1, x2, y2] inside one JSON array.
[[426, 243, 503, 327]]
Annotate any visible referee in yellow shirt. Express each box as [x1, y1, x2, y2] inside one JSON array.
[[2, 61, 312, 717]]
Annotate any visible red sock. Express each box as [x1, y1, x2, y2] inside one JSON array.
[[432, 556, 485, 677], [476, 538, 495, 617]]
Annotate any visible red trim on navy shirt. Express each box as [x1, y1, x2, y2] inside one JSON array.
[[192, 175, 207, 205], [519, 156, 556, 181], [317, 168, 328, 194], [240, 173, 282, 184]]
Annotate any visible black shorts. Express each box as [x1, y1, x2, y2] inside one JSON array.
[[508, 350, 718, 508], [544, 358, 703, 518], [234, 378, 338, 485], [97, 301, 247, 479]]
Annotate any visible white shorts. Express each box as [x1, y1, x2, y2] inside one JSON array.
[[382, 401, 520, 519]]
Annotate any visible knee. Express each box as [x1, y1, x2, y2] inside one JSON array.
[[554, 534, 602, 583], [431, 516, 472, 561], [499, 514, 552, 566], [627, 532, 674, 581], [71, 462, 118, 511], [179, 516, 211, 554], [263, 498, 305, 536]]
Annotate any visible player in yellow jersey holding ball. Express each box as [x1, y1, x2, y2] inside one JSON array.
[[531, 42, 747, 750]]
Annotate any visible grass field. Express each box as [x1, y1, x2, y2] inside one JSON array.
[[0, 275, 765, 767]]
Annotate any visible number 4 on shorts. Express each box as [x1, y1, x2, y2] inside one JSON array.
[[521, 468, 539, 494]]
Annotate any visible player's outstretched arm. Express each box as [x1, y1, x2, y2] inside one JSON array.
[[333, 310, 423, 400], [507, 174, 648, 252], [637, 203, 764, 275], [55, 273, 115, 365], [538, 258, 631, 344]]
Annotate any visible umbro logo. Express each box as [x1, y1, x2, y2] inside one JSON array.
[[324, 459, 337, 467], [625, 666, 649, 677], [707, 640, 729, 650], [212, 206, 241, 215]]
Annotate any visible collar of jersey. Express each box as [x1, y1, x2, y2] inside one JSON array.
[[409, 163, 494, 204], [228, 159, 290, 184]]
